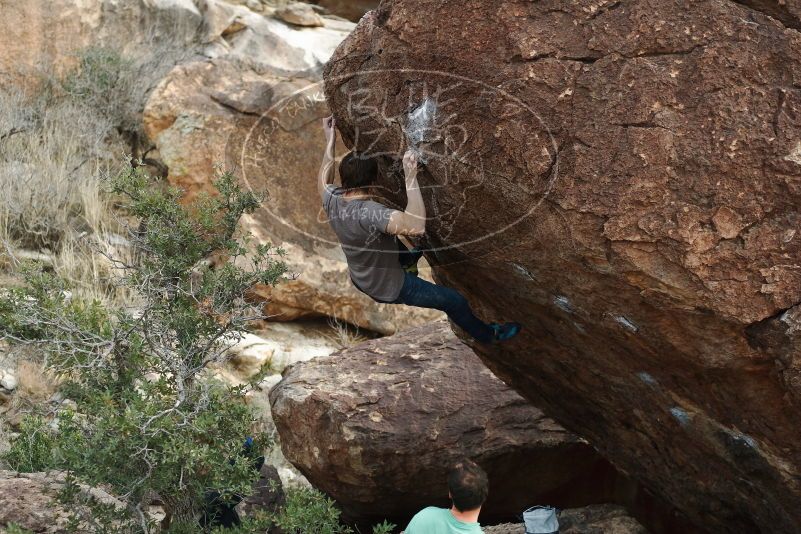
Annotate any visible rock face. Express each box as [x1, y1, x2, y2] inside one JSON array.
[[323, 1, 801, 532], [235, 463, 286, 522], [196, 0, 354, 73], [221, 322, 343, 381], [557, 504, 648, 534], [0, 368, 16, 397], [142, 4, 440, 334], [270, 322, 630, 524], [0, 471, 123, 533], [0, 0, 202, 86], [276, 2, 325, 27]]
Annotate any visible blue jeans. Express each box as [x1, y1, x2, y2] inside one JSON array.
[[389, 273, 495, 343]]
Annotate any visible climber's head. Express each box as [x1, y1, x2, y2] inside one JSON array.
[[447, 459, 489, 512], [339, 151, 378, 192]]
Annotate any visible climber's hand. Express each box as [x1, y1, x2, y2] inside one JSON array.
[[319, 116, 337, 196], [403, 149, 418, 183], [322, 116, 336, 148]]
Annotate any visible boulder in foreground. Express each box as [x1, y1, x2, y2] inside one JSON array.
[[270, 322, 630, 524]]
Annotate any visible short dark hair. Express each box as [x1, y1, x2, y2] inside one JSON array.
[[448, 459, 489, 512], [339, 151, 378, 190]]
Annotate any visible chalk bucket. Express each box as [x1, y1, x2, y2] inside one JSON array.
[[523, 505, 559, 534]]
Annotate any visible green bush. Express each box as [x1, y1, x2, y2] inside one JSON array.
[[272, 488, 397, 534], [3, 523, 35, 534], [274, 487, 353, 534], [3, 415, 55, 472], [371, 520, 397, 534], [1, 164, 287, 532]]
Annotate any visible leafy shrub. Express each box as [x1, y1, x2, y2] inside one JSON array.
[[1, 164, 287, 532], [62, 46, 173, 143], [371, 520, 397, 534], [271, 488, 397, 534], [3, 415, 55, 472], [3, 523, 35, 534], [273, 487, 353, 534]]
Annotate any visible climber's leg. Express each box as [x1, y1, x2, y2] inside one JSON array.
[[391, 273, 497, 343]]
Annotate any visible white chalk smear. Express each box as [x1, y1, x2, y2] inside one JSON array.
[[553, 295, 574, 314], [670, 407, 691, 427], [404, 98, 437, 163], [637, 372, 657, 386], [730, 431, 758, 450], [511, 262, 537, 281], [615, 315, 639, 333]]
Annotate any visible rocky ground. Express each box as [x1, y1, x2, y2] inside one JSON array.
[[0, 471, 124, 533], [0, 469, 646, 533], [485, 504, 647, 534]]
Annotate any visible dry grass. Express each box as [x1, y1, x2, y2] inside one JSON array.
[[0, 83, 132, 306], [15, 360, 58, 404], [0, 85, 118, 249], [0, 38, 192, 307], [0, 342, 58, 425], [324, 317, 370, 349]]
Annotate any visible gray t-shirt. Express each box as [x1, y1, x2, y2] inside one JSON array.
[[323, 184, 405, 302]]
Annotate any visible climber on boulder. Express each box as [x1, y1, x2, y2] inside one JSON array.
[[318, 115, 520, 343]]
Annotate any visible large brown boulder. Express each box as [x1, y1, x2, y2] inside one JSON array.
[[323, 1, 801, 532], [269, 322, 631, 524]]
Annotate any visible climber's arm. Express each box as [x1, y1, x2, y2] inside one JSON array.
[[318, 116, 336, 200], [386, 150, 426, 236]]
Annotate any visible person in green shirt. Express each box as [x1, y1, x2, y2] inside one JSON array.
[[405, 459, 488, 534]]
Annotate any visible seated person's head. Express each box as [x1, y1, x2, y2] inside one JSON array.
[[339, 151, 378, 192], [448, 459, 489, 512]]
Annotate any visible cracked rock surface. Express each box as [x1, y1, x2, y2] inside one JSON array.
[[323, 1, 801, 532]]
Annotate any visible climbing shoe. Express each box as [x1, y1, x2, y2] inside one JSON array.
[[491, 322, 522, 342]]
